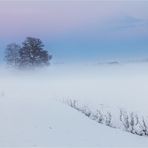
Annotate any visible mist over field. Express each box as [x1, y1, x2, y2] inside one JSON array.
[[1, 62, 148, 114], [1, 62, 148, 146]]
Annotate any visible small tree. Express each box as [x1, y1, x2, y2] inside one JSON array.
[[19, 37, 52, 68], [5, 43, 21, 67]]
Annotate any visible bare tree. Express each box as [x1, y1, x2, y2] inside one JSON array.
[[5, 43, 20, 67]]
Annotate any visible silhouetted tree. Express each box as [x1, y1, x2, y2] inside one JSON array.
[[19, 37, 52, 68], [5, 37, 52, 68], [5, 43, 21, 67]]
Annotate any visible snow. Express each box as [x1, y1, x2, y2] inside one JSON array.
[[0, 63, 148, 147], [0, 97, 148, 147]]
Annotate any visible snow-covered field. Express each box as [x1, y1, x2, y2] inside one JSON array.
[[0, 63, 148, 147]]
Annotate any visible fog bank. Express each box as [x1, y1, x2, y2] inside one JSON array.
[[0, 63, 148, 114]]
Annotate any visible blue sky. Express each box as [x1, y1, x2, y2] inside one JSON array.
[[0, 0, 148, 63]]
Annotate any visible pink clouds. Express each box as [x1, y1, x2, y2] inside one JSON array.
[[0, 1, 117, 36], [0, 0, 147, 38]]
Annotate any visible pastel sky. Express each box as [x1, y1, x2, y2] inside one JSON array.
[[0, 0, 148, 63]]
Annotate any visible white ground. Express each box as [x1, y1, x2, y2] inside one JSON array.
[[0, 63, 148, 147]]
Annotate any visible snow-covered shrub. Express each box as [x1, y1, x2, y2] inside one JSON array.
[[119, 109, 148, 136], [66, 99, 113, 127], [65, 99, 148, 137], [120, 110, 140, 134], [90, 109, 104, 124], [120, 109, 130, 131], [81, 106, 92, 117], [66, 99, 79, 110], [105, 112, 112, 127], [138, 117, 148, 136]]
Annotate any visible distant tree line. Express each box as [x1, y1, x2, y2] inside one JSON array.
[[5, 37, 52, 69]]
